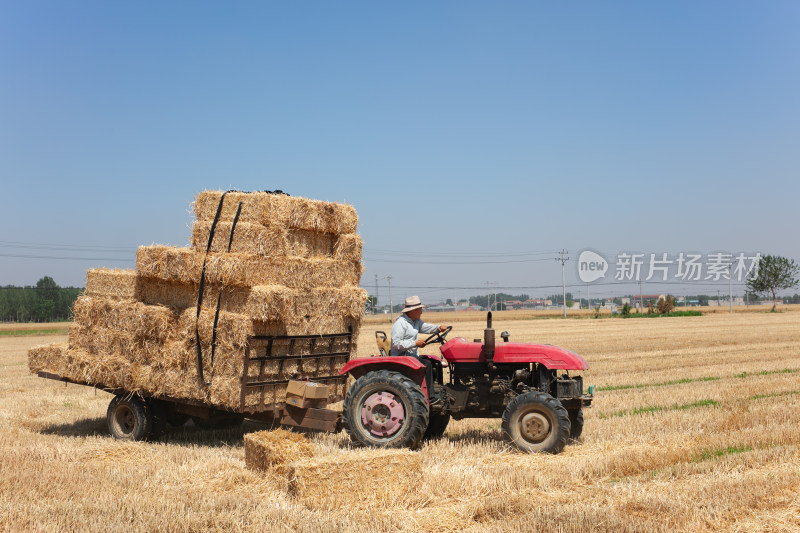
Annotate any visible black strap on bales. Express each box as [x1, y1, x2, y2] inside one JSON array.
[[209, 201, 243, 374], [195, 191, 231, 386], [195, 189, 286, 386]]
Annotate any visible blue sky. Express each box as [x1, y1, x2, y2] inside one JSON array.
[[2, 2, 798, 302]]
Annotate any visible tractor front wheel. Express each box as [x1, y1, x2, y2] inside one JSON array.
[[424, 413, 451, 440], [343, 370, 429, 450], [501, 391, 570, 454], [568, 408, 584, 441]]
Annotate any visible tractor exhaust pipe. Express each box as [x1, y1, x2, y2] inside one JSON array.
[[484, 312, 495, 368]]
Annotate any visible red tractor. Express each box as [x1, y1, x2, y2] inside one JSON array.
[[339, 313, 592, 454]]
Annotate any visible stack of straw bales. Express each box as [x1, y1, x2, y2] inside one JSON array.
[[29, 191, 367, 411]]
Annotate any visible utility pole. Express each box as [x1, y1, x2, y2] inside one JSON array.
[[728, 263, 733, 313], [387, 275, 393, 324], [587, 283, 590, 312], [556, 250, 569, 318], [374, 274, 379, 315], [639, 278, 643, 314], [717, 289, 720, 308]]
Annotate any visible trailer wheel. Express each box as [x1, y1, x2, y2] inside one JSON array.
[[343, 370, 429, 450], [424, 413, 451, 440], [568, 408, 584, 441], [501, 391, 570, 454], [107, 394, 153, 441]]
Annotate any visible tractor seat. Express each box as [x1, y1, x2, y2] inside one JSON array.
[[375, 331, 391, 356]]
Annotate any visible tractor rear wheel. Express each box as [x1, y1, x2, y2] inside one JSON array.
[[501, 391, 570, 454], [424, 413, 451, 440], [568, 408, 584, 441], [107, 394, 153, 441], [343, 370, 429, 450]]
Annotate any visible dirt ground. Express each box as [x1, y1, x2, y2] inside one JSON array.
[[2, 311, 799, 532]]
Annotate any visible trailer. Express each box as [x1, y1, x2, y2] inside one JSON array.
[[37, 330, 354, 440]]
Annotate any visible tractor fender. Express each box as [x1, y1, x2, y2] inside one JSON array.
[[339, 357, 430, 401]]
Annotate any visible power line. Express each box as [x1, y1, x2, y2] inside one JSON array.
[[365, 248, 561, 258], [363, 279, 752, 291], [0, 253, 133, 262], [363, 257, 556, 265], [0, 240, 135, 252]]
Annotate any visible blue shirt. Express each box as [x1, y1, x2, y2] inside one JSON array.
[[390, 314, 440, 356]]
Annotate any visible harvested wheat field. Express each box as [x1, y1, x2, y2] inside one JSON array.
[[3, 310, 800, 532]]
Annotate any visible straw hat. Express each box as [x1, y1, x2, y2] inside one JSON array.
[[402, 295, 427, 313]]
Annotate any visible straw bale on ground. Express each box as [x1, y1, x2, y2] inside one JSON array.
[[193, 190, 358, 234], [286, 449, 423, 510], [192, 220, 363, 262], [136, 246, 362, 289], [85, 268, 137, 300], [244, 429, 314, 473]]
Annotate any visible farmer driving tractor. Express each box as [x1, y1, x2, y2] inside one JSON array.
[[391, 296, 450, 401]]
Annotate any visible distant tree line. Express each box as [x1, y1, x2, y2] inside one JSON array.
[[0, 277, 83, 322]]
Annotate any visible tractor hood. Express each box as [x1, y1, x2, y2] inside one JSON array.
[[440, 337, 589, 370]]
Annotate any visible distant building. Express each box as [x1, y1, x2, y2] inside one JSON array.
[[630, 294, 666, 307]]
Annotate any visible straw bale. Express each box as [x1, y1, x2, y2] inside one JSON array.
[[136, 246, 362, 289], [177, 307, 254, 349], [72, 296, 177, 340], [194, 190, 359, 234], [28, 342, 67, 374], [30, 343, 133, 390], [191, 220, 289, 256], [284, 315, 359, 336], [193, 223, 362, 261], [243, 384, 278, 410], [160, 336, 232, 373], [135, 278, 202, 310], [136, 281, 366, 322], [244, 429, 314, 473], [207, 377, 245, 410], [85, 268, 137, 300], [286, 229, 335, 258], [68, 324, 166, 365], [286, 449, 423, 509], [30, 342, 209, 404], [248, 286, 367, 322], [136, 366, 208, 403], [135, 246, 203, 284]]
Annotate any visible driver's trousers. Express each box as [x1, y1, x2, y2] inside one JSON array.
[[413, 354, 435, 398]]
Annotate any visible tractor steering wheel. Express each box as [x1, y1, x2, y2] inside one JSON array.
[[422, 326, 453, 346]]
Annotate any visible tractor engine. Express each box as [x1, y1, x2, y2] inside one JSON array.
[[440, 312, 589, 419]]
